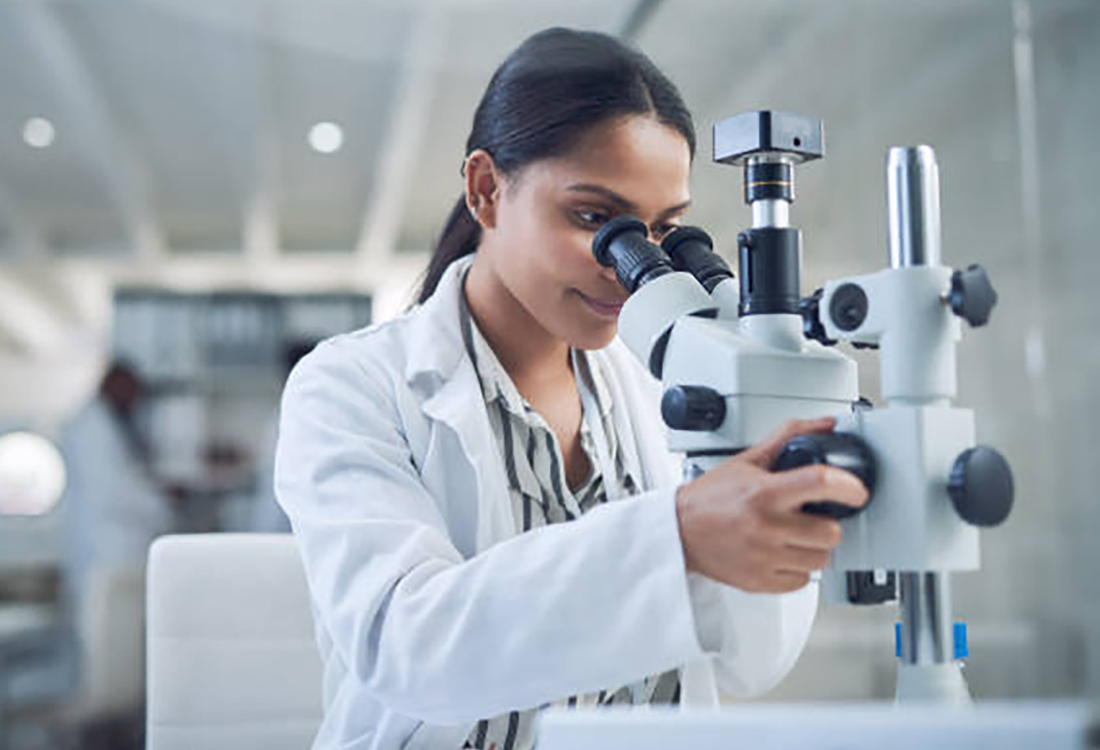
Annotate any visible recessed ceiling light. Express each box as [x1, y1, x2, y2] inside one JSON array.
[[308, 121, 344, 154], [23, 117, 56, 149]]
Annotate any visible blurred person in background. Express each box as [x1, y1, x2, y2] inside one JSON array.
[[59, 360, 174, 614]]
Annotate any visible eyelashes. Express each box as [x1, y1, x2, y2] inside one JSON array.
[[571, 208, 679, 239]]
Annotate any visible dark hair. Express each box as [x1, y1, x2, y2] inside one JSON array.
[[416, 27, 695, 304]]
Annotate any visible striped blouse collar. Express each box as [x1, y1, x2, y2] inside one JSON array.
[[457, 268, 614, 421]]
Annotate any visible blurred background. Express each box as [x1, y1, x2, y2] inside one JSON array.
[[0, 0, 1096, 747]]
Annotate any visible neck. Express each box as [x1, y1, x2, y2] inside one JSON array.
[[464, 253, 572, 385]]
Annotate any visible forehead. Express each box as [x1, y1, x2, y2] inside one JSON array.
[[520, 116, 692, 205]]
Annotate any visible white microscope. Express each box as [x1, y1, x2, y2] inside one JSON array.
[[590, 110, 1015, 705]]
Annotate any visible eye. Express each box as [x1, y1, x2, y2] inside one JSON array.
[[574, 208, 610, 228], [651, 223, 680, 241]]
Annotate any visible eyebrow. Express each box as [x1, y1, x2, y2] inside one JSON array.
[[566, 183, 691, 219]]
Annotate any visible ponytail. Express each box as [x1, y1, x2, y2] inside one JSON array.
[[417, 196, 481, 304]]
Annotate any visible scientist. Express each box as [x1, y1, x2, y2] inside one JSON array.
[[61, 360, 174, 613], [275, 27, 867, 750]]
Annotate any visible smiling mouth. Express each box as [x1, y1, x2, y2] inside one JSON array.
[[577, 291, 625, 317]]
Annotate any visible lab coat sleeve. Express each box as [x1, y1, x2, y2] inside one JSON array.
[[274, 341, 705, 725], [645, 434, 817, 698], [658, 449, 818, 699], [687, 569, 818, 698]]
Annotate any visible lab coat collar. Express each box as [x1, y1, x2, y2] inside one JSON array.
[[401, 254, 517, 546], [403, 254, 474, 395]]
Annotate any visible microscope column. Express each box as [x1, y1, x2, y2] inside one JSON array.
[[888, 146, 971, 705], [735, 154, 806, 353]]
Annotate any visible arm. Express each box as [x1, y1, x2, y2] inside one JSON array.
[[688, 571, 817, 698], [673, 419, 868, 699], [275, 341, 704, 724]]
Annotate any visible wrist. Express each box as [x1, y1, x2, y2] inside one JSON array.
[[675, 484, 699, 575]]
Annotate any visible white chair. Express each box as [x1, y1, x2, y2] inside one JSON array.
[[146, 534, 323, 750]]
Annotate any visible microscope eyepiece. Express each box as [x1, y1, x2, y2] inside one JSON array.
[[661, 226, 733, 294], [591, 215, 674, 293]]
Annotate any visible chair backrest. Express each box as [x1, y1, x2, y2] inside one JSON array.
[[146, 534, 323, 750]]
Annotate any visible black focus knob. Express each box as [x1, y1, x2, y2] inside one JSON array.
[[772, 432, 877, 519], [798, 287, 837, 346], [949, 264, 998, 327], [661, 386, 726, 432], [947, 446, 1014, 527], [829, 283, 870, 332]]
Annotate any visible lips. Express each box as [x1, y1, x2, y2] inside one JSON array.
[[578, 292, 626, 318]]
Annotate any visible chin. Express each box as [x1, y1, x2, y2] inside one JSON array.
[[570, 322, 618, 351]]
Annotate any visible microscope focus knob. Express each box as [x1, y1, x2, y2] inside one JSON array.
[[661, 386, 726, 431], [949, 264, 998, 327], [798, 288, 837, 346], [772, 433, 877, 519], [947, 446, 1014, 527]]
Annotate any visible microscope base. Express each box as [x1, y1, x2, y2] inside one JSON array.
[[896, 662, 972, 705]]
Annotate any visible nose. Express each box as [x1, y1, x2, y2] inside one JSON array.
[[598, 264, 621, 287]]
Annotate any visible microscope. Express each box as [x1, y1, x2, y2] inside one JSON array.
[[591, 111, 1015, 704]]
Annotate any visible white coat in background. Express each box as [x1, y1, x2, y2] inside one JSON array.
[[248, 413, 291, 533], [275, 255, 818, 750], [60, 397, 174, 611]]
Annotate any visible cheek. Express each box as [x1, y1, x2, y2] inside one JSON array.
[[496, 203, 590, 292], [490, 197, 618, 346], [492, 208, 557, 291]]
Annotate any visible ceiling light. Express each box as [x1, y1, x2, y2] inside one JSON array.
[[308, 121, 344, 154], [23, 117, 56, 149]]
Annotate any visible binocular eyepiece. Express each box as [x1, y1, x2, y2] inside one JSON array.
[[592, 216, 733, 294]]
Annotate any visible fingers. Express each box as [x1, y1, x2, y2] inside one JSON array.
[[740, 417, 837, 467], [773, 514, 844, 551], [763, 463, 869, 514]]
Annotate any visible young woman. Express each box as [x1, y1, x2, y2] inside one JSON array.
[[275, 27, 866, 750]]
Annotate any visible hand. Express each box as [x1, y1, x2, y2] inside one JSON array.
[[674, 417, 869, 594]]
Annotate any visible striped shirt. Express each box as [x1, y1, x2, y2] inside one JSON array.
[[458, 277, 679, 750]]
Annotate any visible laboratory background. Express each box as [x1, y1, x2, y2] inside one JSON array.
[[0, 0, 1096, 748]]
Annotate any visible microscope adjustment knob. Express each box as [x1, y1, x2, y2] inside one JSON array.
[[772, 432, 877, 519], [948, 446, 1015, 527], [798, 288, 837, 346], [829, 283, 870, 332], [949, 264, 998, 327], [661, 386, 726, 432]]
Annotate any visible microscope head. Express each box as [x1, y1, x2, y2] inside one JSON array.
[[591, 216, 716, 377]]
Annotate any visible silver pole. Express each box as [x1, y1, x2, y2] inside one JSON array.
[[899, 572, 955, 665], [746, 154, 795, 229], [751, 199, 790, 229], [888, 146, 942, 269]]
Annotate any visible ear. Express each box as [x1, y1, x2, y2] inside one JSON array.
[[463, 149, 504, 230]]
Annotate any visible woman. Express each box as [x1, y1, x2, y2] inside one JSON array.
[[275, 27, 866, 750]]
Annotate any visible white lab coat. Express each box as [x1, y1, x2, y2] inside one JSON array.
[[60, 398, 174, 612], [275, 255, 818, 750]]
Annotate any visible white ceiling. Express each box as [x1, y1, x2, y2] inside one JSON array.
[[0, 0, 1091, 286]]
